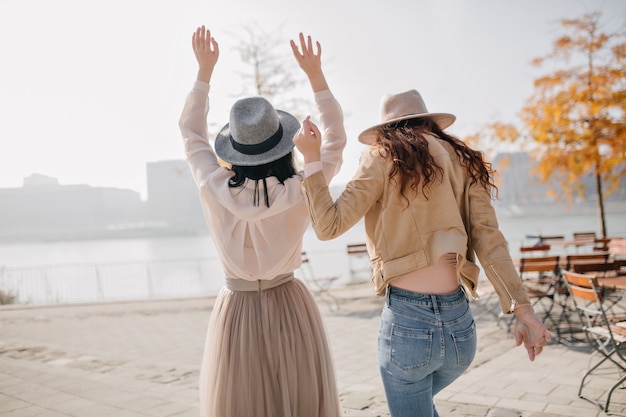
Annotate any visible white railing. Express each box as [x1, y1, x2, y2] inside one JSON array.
[[0, 257, 224, 305]]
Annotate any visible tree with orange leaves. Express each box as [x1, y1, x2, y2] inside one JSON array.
[[473, 12, 626, 237]]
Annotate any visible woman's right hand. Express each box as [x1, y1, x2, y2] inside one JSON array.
[[294, 116, 322, 164], [192, 25, 219, 83]]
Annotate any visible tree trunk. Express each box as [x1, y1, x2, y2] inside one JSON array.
[[595, 170, 607, 237]]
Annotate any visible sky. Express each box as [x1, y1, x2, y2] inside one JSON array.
[[1, 0, 625, 200]]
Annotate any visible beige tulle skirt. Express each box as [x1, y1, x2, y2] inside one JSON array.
[[199, 276, 342, 417]]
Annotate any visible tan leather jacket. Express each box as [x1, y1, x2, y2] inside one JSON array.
[[301, 134, 530, 314]]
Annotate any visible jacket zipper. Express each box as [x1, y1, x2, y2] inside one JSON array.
[[488, 264, 517, 312]]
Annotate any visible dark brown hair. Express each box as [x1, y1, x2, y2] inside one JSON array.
[[228, 152, 296, 207], [375, 118, 497, 205]]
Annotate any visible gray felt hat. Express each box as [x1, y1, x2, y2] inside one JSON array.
[[358, 89, 455, 145], [214, 96, 300, 166]]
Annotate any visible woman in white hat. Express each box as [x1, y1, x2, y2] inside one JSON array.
[[179, 26, 345, 417], [295, 89, 551, 417]]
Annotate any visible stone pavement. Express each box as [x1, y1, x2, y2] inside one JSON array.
[[1, 283, 626, 417]]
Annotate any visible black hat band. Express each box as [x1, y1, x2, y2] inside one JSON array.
[[230, 124, 283, 155]]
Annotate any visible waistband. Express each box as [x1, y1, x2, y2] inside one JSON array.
[[225, 273, 294, 292], [387, 285, 466, 303]]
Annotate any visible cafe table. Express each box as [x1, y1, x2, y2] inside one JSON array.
[[597, 276, 626, 291], [610, 238, 626, 257]]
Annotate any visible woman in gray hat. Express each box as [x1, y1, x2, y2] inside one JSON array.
[[179, 26, 345, 417], [295, 90, 551, 417]]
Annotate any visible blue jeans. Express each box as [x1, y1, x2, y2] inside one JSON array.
[[378, 286, 477, 417]]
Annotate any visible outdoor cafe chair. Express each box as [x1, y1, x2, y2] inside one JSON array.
[[346, 243, 371, 283], [502, 256, 565, 335], [565, 253, 610, 272], [573, 261, 626, 315], [562, 270, 626, 413], [574, 231, 597, 240], [299, 251, 340, 311], [519, 244, 551, 257], [573, 261, 622, 278]]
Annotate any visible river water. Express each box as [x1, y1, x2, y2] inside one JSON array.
[[1, 211, 624, 304]]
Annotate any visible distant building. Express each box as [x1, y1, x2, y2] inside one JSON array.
[[2, 153, 622, 242], [492, 151, 626, 215], [23, 173, 59, 187], [492, 152, 557, 206], [0, 178, 143, 241]]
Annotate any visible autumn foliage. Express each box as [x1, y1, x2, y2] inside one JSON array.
[[470, 12, 626, 236]]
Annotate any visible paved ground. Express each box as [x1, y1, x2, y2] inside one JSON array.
[[1, 283, 626, 417]]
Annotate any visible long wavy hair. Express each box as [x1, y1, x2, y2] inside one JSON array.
[[375, 118, 497, 205], [228, 152, 296, 207]]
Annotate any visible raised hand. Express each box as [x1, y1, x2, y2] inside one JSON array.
[[192, 25, 219, 83], [290, 33, 328, 92], [293, 116, 322, 164]]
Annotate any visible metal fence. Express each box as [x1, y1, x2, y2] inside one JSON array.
[[0, 244, 381, 306], [0, 257, 224, 305]]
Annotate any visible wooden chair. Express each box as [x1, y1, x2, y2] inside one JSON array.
[[574, 231, 598, 241], [572, 231, 598, 251], [522, 255, 565, 312], [519, 244, 551, 257], [562, 270, 626, 413], [565, 253, 609, 272], [572, 261, 625, 312], [503, 256, 564, 334], [542, 235, 565, 243], [573, 261, 621, 277], [299, 251, 340, 311], [346, 243, 371, 283], [593, 237, 612, 252]]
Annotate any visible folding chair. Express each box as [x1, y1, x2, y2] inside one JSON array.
[[572, 232, 598, 252], [346, 243, 371, 283], [298, 251, 340, 311], [519, 244, 551, 257], [562, 270, 626, 413], [519, 255, 564, 321], [573, 261, 621, 277], [572, 262, 625, 313], [594, 237, 612, 253], [566, 253, 610, 272], [504, 256, 568, 337]]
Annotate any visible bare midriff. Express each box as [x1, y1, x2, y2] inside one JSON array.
[[390, 253, 459, 294]]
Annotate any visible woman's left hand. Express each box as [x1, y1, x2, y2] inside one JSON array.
[[513, 306, 551, 361]]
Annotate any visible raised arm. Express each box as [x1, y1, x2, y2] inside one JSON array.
[[290, 33, 346, 183], [179, 26, 221, 187]]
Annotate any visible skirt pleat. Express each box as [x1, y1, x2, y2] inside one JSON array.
[[199, 278, 342, 417]]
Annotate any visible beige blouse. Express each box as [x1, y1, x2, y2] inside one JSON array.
[[179, 81, 346, 281]]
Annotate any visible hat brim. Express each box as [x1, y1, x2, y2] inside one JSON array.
[[214, 110, 300, 166], [358, 113, 456, 145]]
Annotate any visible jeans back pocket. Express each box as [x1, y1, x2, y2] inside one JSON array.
[[390, 324, 433, 370]]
